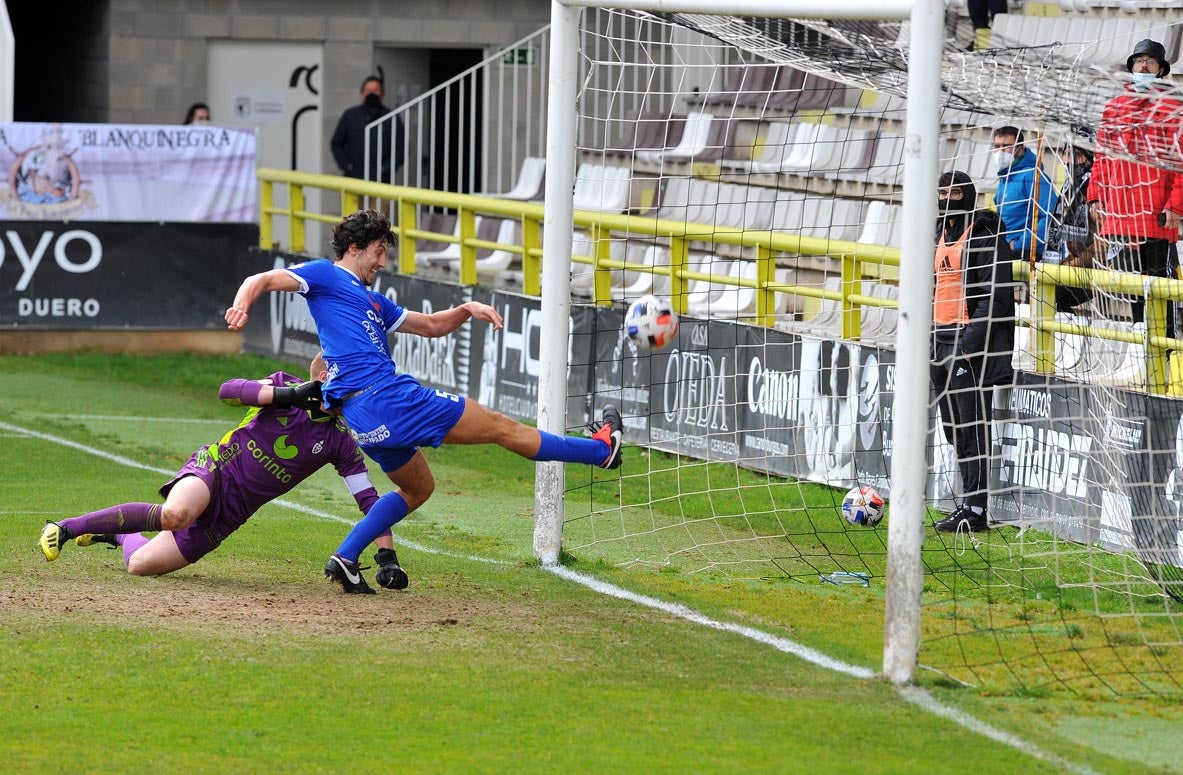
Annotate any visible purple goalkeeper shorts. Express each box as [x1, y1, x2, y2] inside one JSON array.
[[158, 448, 242, 564]]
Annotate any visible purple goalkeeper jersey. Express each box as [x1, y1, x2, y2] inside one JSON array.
[[196, 371, 370, 522]]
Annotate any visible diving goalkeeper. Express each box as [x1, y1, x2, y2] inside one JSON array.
[[37, 353, 406, 594]]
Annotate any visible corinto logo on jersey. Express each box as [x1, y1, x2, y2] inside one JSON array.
[[273, 435, 298, 460], [246, 438, 294, 483], [2, 229, 103, 318]]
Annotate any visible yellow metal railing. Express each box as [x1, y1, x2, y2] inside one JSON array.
[[258, 168, 1183, 395], [257, 167, 899, 333]]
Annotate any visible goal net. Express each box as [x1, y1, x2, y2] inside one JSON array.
[[557, 5, 1183, 698]]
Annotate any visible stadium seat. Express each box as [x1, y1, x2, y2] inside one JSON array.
[[573, 164, 632, 212], [701, 63, 780, 109], [487, 156, 545, 201], [613, 243, 671, 301], [635, 112, 715, 163], [444, 217, 519, 275], [719, 120, 795, 173], [687, 258, 760, 317]]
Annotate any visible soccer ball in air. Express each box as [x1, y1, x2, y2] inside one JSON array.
[[842, 485, 886, 527], [625, 294, 679, 350]]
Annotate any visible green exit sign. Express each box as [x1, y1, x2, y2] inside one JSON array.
[[501, 47, 538, 67]]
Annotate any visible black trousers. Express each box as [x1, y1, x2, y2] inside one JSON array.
[[931, 339, 991, 509], [968, 0, 1008, 29], [1109, 237, 1179, 337]]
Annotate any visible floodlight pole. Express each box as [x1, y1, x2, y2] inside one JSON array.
[[883, 0, 944, 685], [536, 1, 942, 686]]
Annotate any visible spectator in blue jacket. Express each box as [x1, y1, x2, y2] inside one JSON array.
[[991, 126, 1059, 261]]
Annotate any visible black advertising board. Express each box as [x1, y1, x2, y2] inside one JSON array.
[[0, 222, 256, 328], [239, 254, 1183, 576]]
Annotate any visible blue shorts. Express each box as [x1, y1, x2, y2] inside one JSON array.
[[340, 373, 466, 472], [159, 453, 241, 564]]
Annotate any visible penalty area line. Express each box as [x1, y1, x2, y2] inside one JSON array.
[[5, 418, 1104, 775]]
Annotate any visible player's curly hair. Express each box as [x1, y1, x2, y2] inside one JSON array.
[[331, 209, 391, 259]]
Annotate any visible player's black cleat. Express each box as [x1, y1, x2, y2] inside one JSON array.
[[934, 504, 989, 533], [374, 548, 409, 590], [592, 404, 623, 470], [324, 554, 376, 594], [75, 534, 118, 548]]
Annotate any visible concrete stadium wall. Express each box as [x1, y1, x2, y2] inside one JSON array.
[[105, 0, 549, 177]]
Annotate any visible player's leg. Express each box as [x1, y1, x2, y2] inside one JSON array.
[[158, 475, 212, 531], [334, 448, 431, 559], [40, 502, 166, 561], [124, 531, 192, 576], [442, 398, 622, 469]]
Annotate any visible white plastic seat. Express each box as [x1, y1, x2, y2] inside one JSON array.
[[612, 243, 671, 301], [446, 217, 518, 275], [719, 121, 795, 173], [573, 164, 632, 212], [687, 259, 759, 318], [488, 157, 545, 200], [635, 112, 715, 163], [416, 217, 464, 264]]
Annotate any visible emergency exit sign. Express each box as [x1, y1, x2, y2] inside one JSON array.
[[501, 47, 538, 66]]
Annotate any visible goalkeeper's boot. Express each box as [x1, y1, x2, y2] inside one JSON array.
[[324, 554, 376, 595], [591, 404, 623, 470], [39, 521, 72, 561], [75, 534, 118, 548], [374, 548, 409, 590], [934, 504, 989, 533]]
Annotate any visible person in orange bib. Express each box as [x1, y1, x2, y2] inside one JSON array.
[[931, 170, 1017, 532]]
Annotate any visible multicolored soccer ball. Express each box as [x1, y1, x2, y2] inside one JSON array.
[[625, 294, 679, 350], [842, 485, 886, 527]]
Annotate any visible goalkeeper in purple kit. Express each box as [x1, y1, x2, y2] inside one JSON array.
[[224, 209, 623, 593], [38, 354, 408, 594]]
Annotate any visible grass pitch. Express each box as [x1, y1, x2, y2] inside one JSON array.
[[0, 352, 1179, 775]]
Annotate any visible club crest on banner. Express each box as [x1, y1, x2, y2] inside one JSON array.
[[1, 124, 94, 219]]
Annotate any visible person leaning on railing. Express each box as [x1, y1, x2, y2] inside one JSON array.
[[1087, 39, 1183, 337]]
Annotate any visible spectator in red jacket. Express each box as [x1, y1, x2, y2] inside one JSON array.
[[1087, 39, 1183, 334]]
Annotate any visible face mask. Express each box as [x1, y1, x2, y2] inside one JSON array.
[[363, 93, 383, 110], [993, 150, 1014, 171], [1131, 72, 1156, 90], [938, 195, 970, 214]]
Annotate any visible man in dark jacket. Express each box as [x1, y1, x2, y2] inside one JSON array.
[[931, 170, 1016, 533], [330, 75, 405, 181], [1046, 137, 1099, 312]]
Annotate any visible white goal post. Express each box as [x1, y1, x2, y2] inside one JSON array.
[[533, 0, 946, 686]]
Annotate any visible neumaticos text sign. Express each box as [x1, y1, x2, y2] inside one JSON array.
[[0, 222, 255, 328]]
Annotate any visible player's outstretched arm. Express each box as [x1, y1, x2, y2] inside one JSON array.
[[225, 269, 301, 331], [399, 301, 504, 338], [218, 378, 322, 409]]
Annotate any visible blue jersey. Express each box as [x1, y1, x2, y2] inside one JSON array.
[[284, 259, 407, 403]]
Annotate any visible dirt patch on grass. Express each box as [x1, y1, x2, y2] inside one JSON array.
[[1, 570, 545, 638]]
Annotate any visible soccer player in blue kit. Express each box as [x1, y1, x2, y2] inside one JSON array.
[[225, 209, 622, 592], [38, 354, 409, 593]]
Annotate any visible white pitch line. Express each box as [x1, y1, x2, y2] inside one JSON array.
[[38, 413, 229, 425], [5, 417, 1102, 775]]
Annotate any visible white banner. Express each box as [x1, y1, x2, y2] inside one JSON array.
[[0, 122, 256, 222]]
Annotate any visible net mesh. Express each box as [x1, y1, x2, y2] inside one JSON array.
[[559, 7, 1183, 698]]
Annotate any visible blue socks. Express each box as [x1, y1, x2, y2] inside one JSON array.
[[532, 430, 609, 466], [335, 492, 409, 561]]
